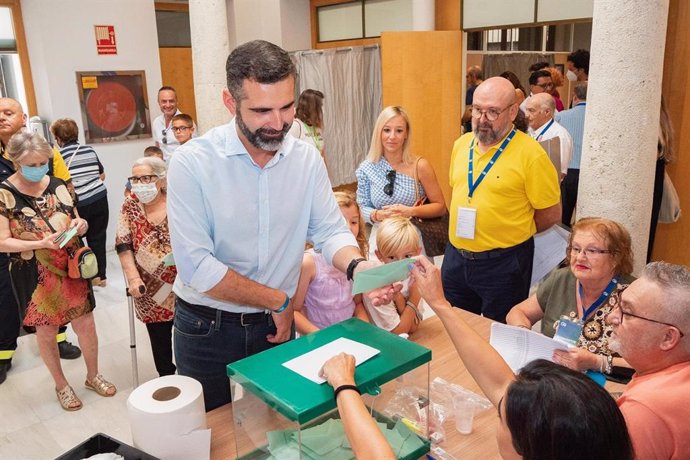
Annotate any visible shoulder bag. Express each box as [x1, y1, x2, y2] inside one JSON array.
[[659, 171, 681, 224], [412, 158, 450, 257]]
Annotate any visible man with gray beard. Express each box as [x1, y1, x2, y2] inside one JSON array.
[[441, 77, 561, 323], [166, 40, 396, 411]]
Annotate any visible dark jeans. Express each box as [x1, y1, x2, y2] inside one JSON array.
[[441, 238, 534, 323], [173, 298, 290, 412], [145, 320, 176, 377], [78, 194, 109, 279], [561, 168, 580, 227]]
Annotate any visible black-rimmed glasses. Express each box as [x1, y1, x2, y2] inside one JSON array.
[[609, 304, 685, 337], [128, 174, 159, 184], [172, 126, 191, 133], [161, 129, 168, 145], [383, 170, 396, 196]]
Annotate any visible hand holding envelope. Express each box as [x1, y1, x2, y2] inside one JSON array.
[[352, 258, 414, 297]]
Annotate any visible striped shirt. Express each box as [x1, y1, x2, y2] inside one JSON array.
[[59, 142, 107, 206], [555, 102, 586, 169]]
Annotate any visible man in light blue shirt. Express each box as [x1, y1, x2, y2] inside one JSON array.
[[555, 82, 587, 226], [167, 40, 391, 411]]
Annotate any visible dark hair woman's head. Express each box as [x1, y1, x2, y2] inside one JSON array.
[[295, 89, 324, 129], [502, 360, 633, 460], [499, 71, 527, 97]]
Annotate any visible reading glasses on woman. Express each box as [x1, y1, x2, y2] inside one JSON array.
[[608, 303, 685, 337], [568, 245, 613, 257], [471, 104, 513, 121], [128, 174, 159, 184]]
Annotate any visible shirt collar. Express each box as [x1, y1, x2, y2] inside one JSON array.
[[224, 117, 293, 166]]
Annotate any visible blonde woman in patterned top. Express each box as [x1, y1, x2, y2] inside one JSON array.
[[116, 157, 177, 377], [0, 131, 115, 411], [507, 217, 635, 377]]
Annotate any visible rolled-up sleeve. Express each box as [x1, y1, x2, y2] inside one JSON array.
[[167, 153, 229, 292]]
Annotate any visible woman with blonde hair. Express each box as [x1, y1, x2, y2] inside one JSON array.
[[0, 131, 115, 411], [355, 106, 446, 256]]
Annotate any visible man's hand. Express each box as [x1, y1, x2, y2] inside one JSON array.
[[267, 300, 294, 344]]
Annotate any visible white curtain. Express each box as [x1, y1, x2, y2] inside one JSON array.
[[291, 46, 382, 186]]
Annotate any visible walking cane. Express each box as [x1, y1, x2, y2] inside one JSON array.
[[123, 274, 140, 387]]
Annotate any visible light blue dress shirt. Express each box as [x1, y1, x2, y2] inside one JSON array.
[[167, 118, 357, 313], [555, 102, 586, 169]]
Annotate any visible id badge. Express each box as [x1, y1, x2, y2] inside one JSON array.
[[553, 315, 584, 346], [456, 207, 476, 239]]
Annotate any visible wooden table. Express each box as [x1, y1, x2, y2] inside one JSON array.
[[207, 310, 625, 459]]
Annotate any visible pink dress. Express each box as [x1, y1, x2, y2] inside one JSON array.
[[302, 249, 355, 329]]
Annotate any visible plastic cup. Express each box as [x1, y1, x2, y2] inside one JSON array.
[[453, 398, 475, 434]]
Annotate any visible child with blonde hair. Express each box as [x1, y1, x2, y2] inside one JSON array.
[[364, 216, 423, 335], [292, 191, 369, 334]]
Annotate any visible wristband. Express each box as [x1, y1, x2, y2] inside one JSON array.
[[405, 300, 422, 322], [274, 293, 290, 313], [346, 258, 366, 281], [603, 354, 613, 375], [333, 384, 360, 401]]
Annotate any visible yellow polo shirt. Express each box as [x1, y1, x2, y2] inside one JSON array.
[[448, 129, 560, 252]]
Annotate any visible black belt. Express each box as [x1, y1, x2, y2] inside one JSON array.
[[177, 297, 270, 327], [455, 238, 532, 260]]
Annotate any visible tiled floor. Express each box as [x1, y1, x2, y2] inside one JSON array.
[[0, 251, 160, 459]]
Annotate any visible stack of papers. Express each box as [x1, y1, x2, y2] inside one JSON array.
[[489, 323, 570, 373]]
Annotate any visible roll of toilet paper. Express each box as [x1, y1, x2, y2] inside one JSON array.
[[127, 375, 210, 460]]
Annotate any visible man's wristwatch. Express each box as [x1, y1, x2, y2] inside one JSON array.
[[346, 258, 366, 281]]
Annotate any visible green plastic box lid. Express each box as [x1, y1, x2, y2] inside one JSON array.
[[227, 318, 432, 424]]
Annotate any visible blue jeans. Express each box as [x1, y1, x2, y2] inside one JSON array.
[[441, 238, 534, 323], [173, 298, 286, 411]]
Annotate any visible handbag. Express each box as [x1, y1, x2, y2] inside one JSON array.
[[659, 171, 681, 224], [412, 158, 450, 257], [4, 180, 98, 279]]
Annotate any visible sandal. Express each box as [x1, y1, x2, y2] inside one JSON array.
[[56, 385, 83, 411], [85, 374, 117, 397]]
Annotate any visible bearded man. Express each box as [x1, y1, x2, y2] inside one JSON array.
[[441, 77, 562, 323]]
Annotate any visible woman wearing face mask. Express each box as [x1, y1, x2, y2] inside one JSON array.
[[0, 131, 116, 411], [116, 157, 177, 376]]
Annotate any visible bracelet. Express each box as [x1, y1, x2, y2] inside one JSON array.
[[346, 258, 366, 281], [405, 300, 422, 322], [372, 210, 378, 223], [333, 384, 360, 401], [274, 293, 290, 313], [603, 354, 613, 375]]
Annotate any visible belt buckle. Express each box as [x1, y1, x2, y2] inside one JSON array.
[[240, 313, 251, 327], [460, 249, 475, 260]]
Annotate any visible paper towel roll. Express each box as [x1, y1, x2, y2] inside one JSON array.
[[127, 375, 210, 460]]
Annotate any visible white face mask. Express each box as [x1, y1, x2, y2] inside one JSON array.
[[566, 70, 578, 82], [132, 183, 159, 204]]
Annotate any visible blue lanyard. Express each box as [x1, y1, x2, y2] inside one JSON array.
[[468, 128, 516, 199], [579, 276, 619, 321], [536, 119, 555, 141]]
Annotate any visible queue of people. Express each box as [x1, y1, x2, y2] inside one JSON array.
[[0, 37, 688, 460]]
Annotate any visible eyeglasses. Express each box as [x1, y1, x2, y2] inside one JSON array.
[[383, 170, 396, 196], [128, 174, 159, 184], [609, 304, 685, 337], [161, 129, 168, 145], [535, 82, 554, 90], [471, 105, 512, 121], [172, 126, 191, 133], [567, 246, 613, 257]]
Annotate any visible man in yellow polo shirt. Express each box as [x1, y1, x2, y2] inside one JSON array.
[[0, 97, 81, 385], [442, 77, 561, 323]]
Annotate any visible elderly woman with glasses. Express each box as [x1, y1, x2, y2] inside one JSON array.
[[507, 217, 635, 376], [116, 157, 177, 376], [355, 106, 446, 257]]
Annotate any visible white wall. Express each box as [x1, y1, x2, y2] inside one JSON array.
[[229, 0, 310, 51], [21, 0, 163, 252], [280, 0, 311, 51]]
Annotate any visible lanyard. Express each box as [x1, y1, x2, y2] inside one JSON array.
[[535, 119, 555, 141], [468, 128, 516, 199], [577, 276, 619, 321]]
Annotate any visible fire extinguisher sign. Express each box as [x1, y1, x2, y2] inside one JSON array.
[[95, 25, 117, 55]]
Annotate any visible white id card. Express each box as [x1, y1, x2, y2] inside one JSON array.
[[456, 207, 476, 239]]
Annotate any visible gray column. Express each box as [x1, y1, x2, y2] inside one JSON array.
[[577, 0, 669, 273], [189, 0, 232, 133]]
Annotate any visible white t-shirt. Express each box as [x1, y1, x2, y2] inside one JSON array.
[[362, 277, 421, 332], [528, 119, 573, 175], [153, 110, 198, 163]]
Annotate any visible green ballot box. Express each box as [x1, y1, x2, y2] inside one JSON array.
[[227, 318, 432, 459]]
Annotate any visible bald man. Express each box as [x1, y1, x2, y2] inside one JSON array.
[[442, 77, 561, 323], [525, 93, 573, 180], [0, 98, 81, 385]]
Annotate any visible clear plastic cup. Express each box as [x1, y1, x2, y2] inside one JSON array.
[[453, 397, 475, 434]]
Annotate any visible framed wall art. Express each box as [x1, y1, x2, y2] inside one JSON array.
[[76, 70, 152, 143]]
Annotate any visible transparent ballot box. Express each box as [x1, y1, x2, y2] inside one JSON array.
[[227, 318, 432, 459]]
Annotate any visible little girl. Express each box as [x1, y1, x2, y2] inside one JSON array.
[[364, 216, 424, 335], [292, 191, 369, 334]]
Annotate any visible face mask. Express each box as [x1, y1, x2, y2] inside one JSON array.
[[21, 164, 49, 182], [566, 70, 578, 82], [132, 183, 159, 204]]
